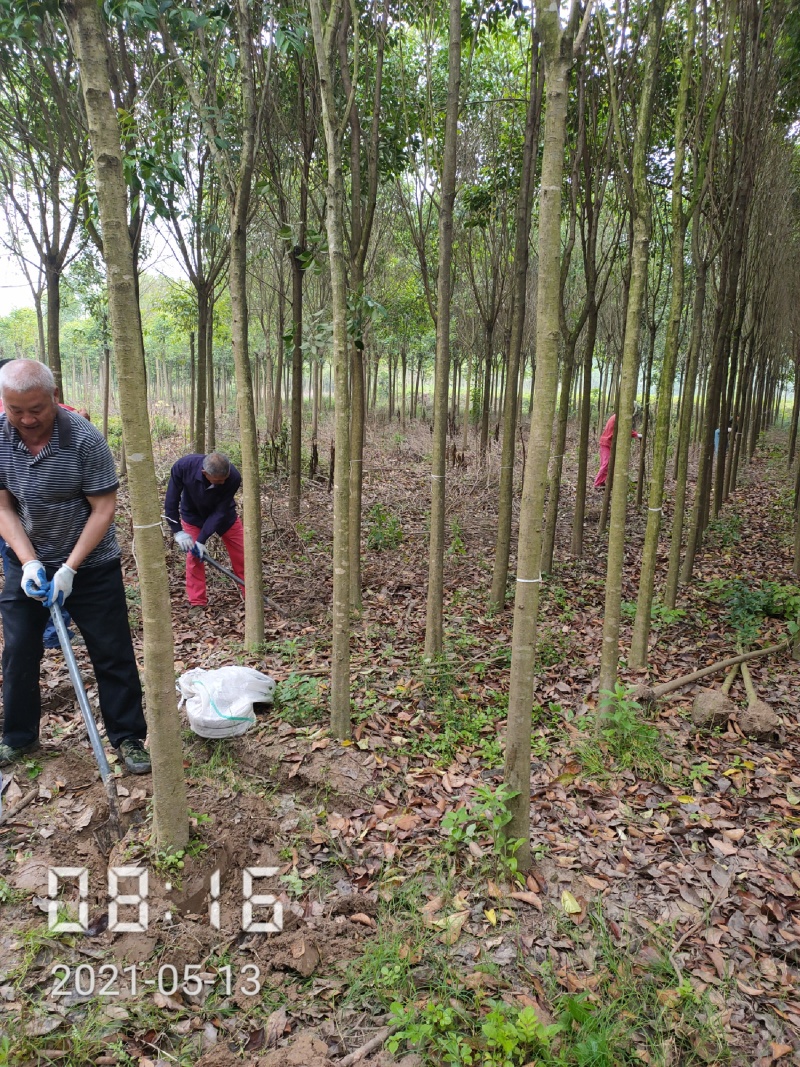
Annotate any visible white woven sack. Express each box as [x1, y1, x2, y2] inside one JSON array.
[[178, 666, 276, 739]]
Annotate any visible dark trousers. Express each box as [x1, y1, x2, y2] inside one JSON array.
[[0, 557, 146, 749]]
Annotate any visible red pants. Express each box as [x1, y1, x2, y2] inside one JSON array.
[[182, 518, 245, 606], [594, 444, 611, 488]]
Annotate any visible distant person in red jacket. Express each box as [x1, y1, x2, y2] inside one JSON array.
[[594, 409, 642, 489]]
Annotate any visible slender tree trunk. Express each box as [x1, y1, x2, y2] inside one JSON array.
[[788, 350, 800, 465], [664, 240, 706, 608], [629, 10, 694, 663], [206, 296, 215, 450], [571, 312, 597, 555], [479, 321, 493, 460], [189, 331, 195, 450], [461, 345, 473, 453], [348, 336, 365, 611], [310, 0, 352, 737], [229, 217, 264, 646], [272, 278, 285, 434], [289, 252, 303, 518], [504, 2, 582, 869], [541, 346, 576, 573], [598, 0, 664, 694], [423, 0, 460, 658], [68, 0, 188, 848], [490, 27, 542, 608], [34, 290, 46, 364], [45, 261, 64, 398], [635, 330, 654, 508], [195, 295, 208, 453], [401, 346, 407, 429], [102, 345, 111, 441]]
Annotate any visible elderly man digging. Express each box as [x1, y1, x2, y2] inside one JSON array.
[[164, 451, 244, 611], [0, 360, 149, 774]]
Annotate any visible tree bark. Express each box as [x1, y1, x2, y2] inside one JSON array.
[[289, 249, 303, 518], [310, 0, 352, 737], [490, 25, 542, 609], [423, 0, 460, 658], [629, 6, 695, 665], [67, 0, 188, 848], [598, 0, 664, 694], [504, 0, 588, 869]]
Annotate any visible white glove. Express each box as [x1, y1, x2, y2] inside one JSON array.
[[175, 531, 194, 554], [191, 541, 206, 560], [46, 565, 76, 607], [21, 560, 47, 600]]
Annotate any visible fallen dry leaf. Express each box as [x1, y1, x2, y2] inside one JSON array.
[[561, 890, 581, 914], [510, 891, 543, 912], [438, 910, 469, 945], [349, 912, 376, 928]]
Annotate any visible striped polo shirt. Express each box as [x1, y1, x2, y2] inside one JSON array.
[[0, 407, 120, 567]]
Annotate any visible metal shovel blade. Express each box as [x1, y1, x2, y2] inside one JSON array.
[[49, 606, 123, 847]]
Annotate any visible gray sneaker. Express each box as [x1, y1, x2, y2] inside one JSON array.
[[0, 741, 40, 767], [117, 738, 151, 775]]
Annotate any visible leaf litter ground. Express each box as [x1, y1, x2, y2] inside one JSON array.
[[0, 421, 798, 1067]]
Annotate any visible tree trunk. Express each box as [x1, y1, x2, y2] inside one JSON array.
[[348, 337, 365, 611], [504, 1, 582, 870], [289, 250, 303, 518], [45, 261, 64, 398], [479, 320, 493, 459], [664, 232, 706, 609], [461, 345, 473, 453], [310, 0, 352, 737], [571, 311, 597, 556], [490, 26, 542, 609], [635, 329, 654, 508], [541, 345, 576, 573], [598, 0, 664, 695], [423, 0, 460, 658], [68, 0, 188, 848], [629, 8, 693, 664], [272, 275, 285, 435], [102, 345, 111, 441]]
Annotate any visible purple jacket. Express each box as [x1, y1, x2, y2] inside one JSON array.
[[164, 454, 241, 544]]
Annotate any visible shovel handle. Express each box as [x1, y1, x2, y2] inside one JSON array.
[[49, 608, 122, 837], [203, 555, 285, 617], [49, 608, 113, 777]]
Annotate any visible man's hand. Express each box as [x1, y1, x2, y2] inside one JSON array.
[[175, 531, 194, 554], [21, 560, 48, 600], [191, 541, 206, 560], [45, 565, 76, 608]]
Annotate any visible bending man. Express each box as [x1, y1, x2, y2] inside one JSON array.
[[165, 451, 244, 608], [0, 360, 149, 774]]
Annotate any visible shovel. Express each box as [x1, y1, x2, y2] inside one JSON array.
[[49, 605, 123, 845], [202, 554, 285, 618]]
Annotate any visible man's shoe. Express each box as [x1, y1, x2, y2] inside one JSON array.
[[0, 741, 40, 767], [117, 738, 151, 775]]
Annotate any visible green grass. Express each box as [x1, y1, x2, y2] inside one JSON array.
[[368, 907, 730, 1067], [575, 686, 663, 780]]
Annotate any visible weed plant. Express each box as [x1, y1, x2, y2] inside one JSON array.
[[705, 577, 800, 645], [366, 503, 403, 550], [576, 685, 662, 780], [375, 908, 729, 1066], [273, 673, 325, 726]]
